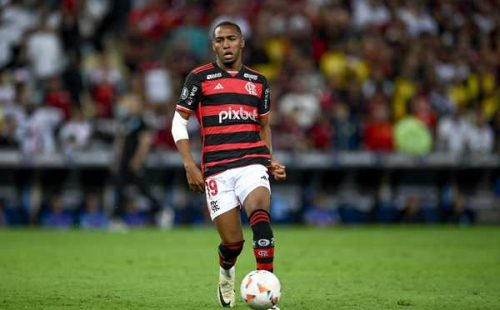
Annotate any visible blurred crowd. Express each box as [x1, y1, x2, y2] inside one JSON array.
[[0, 0, 499, 156], [1, 0, 499, 228], [3, 173, 496, 228]]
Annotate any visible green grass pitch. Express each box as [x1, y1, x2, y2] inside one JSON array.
[[1, 226, 499, 309]]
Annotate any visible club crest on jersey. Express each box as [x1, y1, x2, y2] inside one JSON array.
[[218, 107, 257, 123], [245, 82, 257, 96]]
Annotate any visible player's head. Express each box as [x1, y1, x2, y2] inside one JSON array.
[[212, 21, 245, 68]]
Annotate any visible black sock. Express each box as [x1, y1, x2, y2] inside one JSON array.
[[218, 240, 244, 270], [249, 209, 274, 272]]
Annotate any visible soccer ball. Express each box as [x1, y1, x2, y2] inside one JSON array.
[[240, 270, 281, 309]]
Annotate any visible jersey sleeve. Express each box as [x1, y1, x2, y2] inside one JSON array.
[[176, 72, 202, 114], [258, 80, 271, 118]]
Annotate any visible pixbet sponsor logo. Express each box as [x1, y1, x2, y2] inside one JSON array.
[[218, 107, 257, 123]]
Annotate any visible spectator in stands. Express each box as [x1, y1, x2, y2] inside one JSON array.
[[397, 1, 437, 38], [308, 114, 333, 150], [394, 113, 432, 155], [398, 196, 424, 223], [168, 9, 210, 62], [0, 0, 38, 69], [58, 107, 92, 156], [0, 73, 15, 104], [59, 0, 81, 61], [87, 53, 123, 119], [141, 59, 173, 111], [0, 114, 20, 148], [363, 102, 394, 152], [466, 110, 494, 153], [411, 96, 437, 132], [352, 0, 390, 30], [331, 102, 360, 151], [44, 75, 73, 120], [20, 104, 63, 155], [128, 0, 170, 41], [304, 192, 339, 227], [79, 192, 109, 229], [442, 187, 475, 225], [273, 115, 309, 152], [25, 18, 66, 81], [40, 193, 74, 229], [122, 195, 149, 227], [279, 77, 320, 131], [436, 109, 472, 154], [78, 0, 112, 52]]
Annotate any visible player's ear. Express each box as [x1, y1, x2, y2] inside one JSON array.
[[240, 37, 245, 49]]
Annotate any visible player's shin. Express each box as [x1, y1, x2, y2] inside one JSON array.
[[249, 209, 275, 273], [218, 241, 243, 307]]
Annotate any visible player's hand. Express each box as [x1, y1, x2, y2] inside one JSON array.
[[185, 163, 205, 193], [269, 160, 286, 181]]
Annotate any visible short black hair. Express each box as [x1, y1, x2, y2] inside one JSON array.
[[212, 21, 242, 39]]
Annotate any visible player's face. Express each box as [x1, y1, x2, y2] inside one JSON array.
[[212, 25, 245, 68]]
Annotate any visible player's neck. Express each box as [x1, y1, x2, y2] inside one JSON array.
[[216, 59, 243, 73]]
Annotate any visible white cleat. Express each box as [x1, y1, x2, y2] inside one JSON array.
[[218, 266, 236, 308], [268, 306, 280, 310]]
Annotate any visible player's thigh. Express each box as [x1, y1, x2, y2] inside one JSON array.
[[242, 187, 271, 216], [234, 165, 271, 215]]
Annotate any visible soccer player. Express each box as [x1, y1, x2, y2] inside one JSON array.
[[111, 94, 162, 227], [171, 21, 286, 309]]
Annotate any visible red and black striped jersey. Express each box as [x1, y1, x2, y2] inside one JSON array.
[[176, 62, 271, 177]]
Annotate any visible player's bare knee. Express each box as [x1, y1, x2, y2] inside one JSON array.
[[221, 230, 244, 244]]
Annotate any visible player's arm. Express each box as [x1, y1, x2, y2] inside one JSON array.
[[172, 111, 204, 193], [258, 81, 286, 181], [259, 116, 286, 181], [172, 72, 204, 192]]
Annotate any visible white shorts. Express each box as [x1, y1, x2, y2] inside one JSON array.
[[204, 164, 271, 220]]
